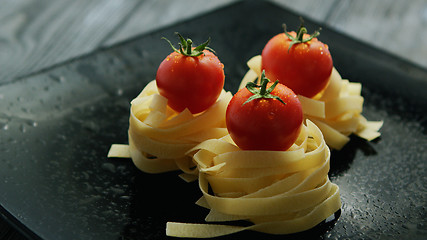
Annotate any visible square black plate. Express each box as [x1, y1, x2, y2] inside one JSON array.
[[1, 1, 426, 239]]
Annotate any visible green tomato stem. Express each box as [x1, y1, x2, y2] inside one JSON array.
[[186, 39, 193, 55], [283, 17, 321, 51], [297, 27, 308, 42], [162, 32, 213, 57], [243, 71, 286, 106], [259, 77, 269, 95]]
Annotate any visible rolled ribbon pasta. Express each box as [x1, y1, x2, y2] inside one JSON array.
[[109, 80, 232, 176], [239, 55, 383, 149], [166, 120, 341, 238]]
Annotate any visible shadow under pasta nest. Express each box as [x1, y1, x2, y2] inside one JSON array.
[[117, 132, 381, 239], [329, 134, 380, 179], [118, 163, 345, 239]]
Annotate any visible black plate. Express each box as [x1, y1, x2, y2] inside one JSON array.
[[1, 1, 426, 239]]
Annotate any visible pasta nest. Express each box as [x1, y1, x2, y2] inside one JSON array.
[[108, 80, 342, 237], [166, 120, 341, 238], [239, 55, 383, 150], [127, 80, 232, 175]]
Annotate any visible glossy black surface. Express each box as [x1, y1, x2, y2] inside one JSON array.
[[1, 1, 426, 239]]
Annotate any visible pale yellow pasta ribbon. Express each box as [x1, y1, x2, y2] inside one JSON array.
[[239, 55, 383, 150], [166, 120, 341, 238], [109, 80, 232, 177]]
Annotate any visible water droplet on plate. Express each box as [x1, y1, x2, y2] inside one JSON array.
[[20, 124, 26, 133], [50, 74, 66, 83], [102, 163, 116, 173], [116, 88, 123, 96], [1, 123, 8, 130], [83, 182, 93, 192], [110, 186, 125, 196], [30, 121, 38, 127], [120, 195, 131, 200]]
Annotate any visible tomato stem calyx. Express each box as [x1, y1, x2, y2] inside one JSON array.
[[283, 17, 321, 51], [162, 32, 215, 57], [243, 71, 286, 106]]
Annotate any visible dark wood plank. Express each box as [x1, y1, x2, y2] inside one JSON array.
[[0, 0, 141, 84]]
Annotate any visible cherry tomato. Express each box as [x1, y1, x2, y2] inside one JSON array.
[[156, 33, 225, 114], [261, 21, 333, 98], [226, 72, 303, 151]]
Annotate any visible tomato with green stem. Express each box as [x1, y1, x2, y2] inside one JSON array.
[[156, 33, 225, 114], [226, 71, 303, 151], [261, 19, 333, 98]]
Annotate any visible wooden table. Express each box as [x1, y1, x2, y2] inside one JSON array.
[[1, 0, 426, 85], [1, 0, 426, 239]]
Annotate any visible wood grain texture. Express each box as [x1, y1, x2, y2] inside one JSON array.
[[271, 0, 427, 68], [270, 0, 338, 22], [0, 0, 141, 84], [327, 0, 427, 68], [1, 0, 426, 85], [104, 0, 237, 46]]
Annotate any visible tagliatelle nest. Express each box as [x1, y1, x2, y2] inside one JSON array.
[[166, 120, 340, 238], [108, 78, 342, 238], [239, 55, 383, 150], [109, 80, 232, 181]]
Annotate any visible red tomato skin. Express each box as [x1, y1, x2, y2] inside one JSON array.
[[156, 50, 225, 114], [226, 83, 303, 151], [261, 32, 333, 98]]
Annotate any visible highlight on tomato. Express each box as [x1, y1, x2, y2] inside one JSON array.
[[261, 18, 333, 98], [156, 33, 225, 114], [226, 71, 303, 151]]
